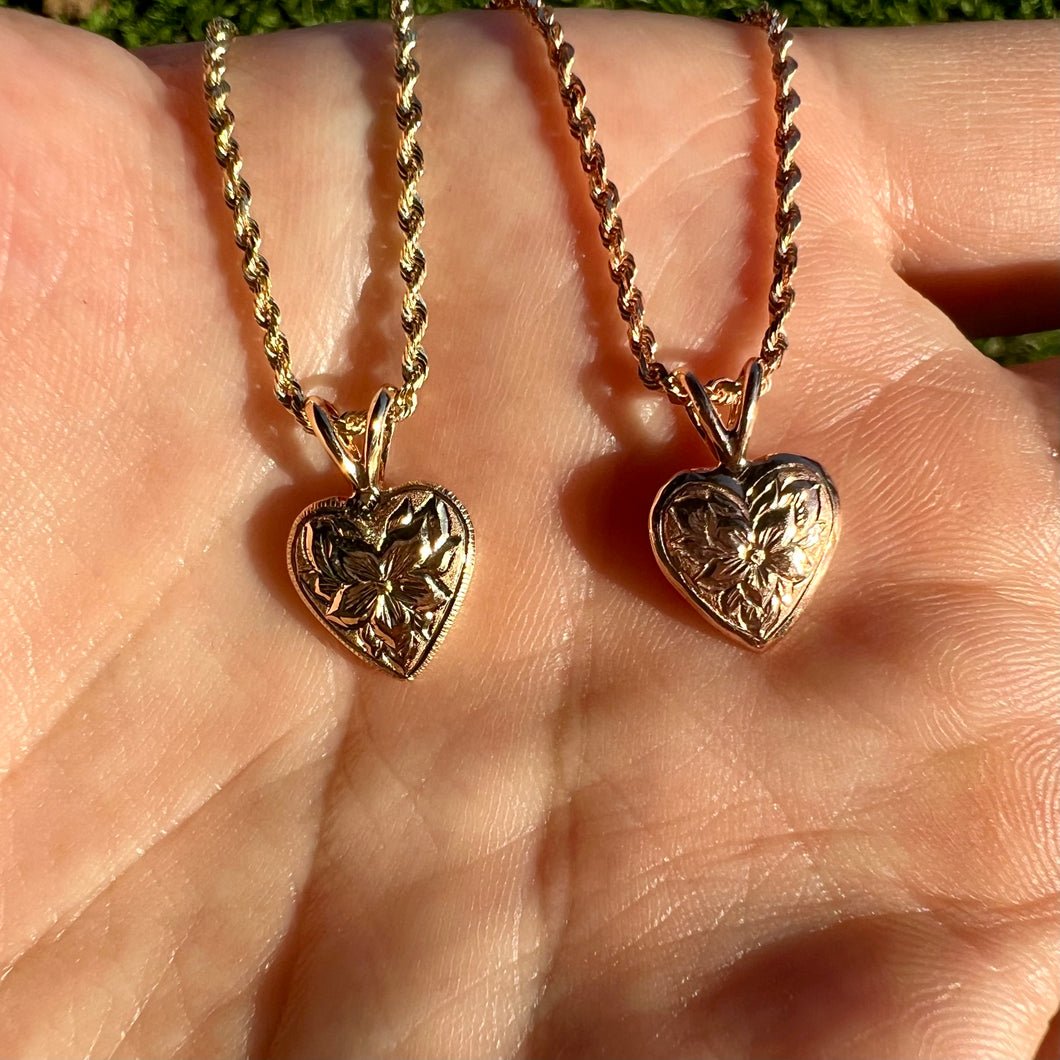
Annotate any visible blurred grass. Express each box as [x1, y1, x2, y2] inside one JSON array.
[[975, 330, 1059, 366], [2, 0, 1056, 48], [1, 0, 1056, 364]]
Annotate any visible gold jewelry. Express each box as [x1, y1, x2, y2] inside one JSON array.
[[203, 6, 474, 679], [491, 0, 839, 648]]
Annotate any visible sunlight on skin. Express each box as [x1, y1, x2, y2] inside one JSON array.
[[0, 8, 1057, 1058]]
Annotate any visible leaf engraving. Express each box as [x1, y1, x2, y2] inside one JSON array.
[[290, 487, 472, 678]]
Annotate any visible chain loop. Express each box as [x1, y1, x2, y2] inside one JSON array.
[[203, 8, 431, 440], [205, 5, 802, 427], [489, 0, 802, 409]]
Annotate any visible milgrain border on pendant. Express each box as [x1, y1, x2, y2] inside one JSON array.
[[287, 483, 476, 680]]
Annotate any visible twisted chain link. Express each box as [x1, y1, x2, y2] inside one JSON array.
[[489, 0, 801, 408], [489, 0, 677, 401], [203, 18, 308, 429], [392, 0, 430, 425], [203, 8, 430, 441], [743, 4, 802, 371]]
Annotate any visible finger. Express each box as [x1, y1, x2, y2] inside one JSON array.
[[1011, 355, 1060, 389], [1035, 1012, 1059, 1060], [809, 21, 1060, 336], [1009, 356, 1060, 457]]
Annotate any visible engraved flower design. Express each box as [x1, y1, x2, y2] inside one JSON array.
[[303, 495, 462, 675], [670, 471, 824, 634]]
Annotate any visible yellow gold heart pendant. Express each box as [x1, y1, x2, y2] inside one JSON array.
[[288, 389, 474, 679], [650, 361, 839, 649]]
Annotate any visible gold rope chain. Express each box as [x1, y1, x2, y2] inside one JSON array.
[[489, 0, 801, 409], [205, 2, 799, 430], [203, 1, 428, 444]]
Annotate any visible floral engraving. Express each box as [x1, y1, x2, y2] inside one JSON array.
[[290, 488, 472, 678], [652, 456, 838, 647]]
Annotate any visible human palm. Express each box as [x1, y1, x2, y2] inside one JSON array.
[[1, 9, 1057, 1058]]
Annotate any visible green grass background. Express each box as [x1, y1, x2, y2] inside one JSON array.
[[1, 0, 1055, 44], [1, 0, 1056, 363]]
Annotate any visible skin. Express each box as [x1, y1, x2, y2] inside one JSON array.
[[0, 7, 1057, 1058]]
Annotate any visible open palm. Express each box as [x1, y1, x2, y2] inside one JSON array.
[[1, 9, 1057, 1058]]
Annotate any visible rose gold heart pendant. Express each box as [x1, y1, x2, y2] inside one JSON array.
[[288, 389, 474, 679], [650, 361, 839, 649]]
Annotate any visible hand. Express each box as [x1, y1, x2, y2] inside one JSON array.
[[0, 9, 1056, 1058]]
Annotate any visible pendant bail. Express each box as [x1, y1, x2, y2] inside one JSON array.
[[307, 387, 396, 498], [677, 358, 762, 471]]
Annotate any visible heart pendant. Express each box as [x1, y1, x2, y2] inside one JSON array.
[[289, 484, 474, 679], [652, 360, 840, 649], [287, 388, 473, 679], [650, 454, 839, 648]]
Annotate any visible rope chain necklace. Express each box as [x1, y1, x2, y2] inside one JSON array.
[[204, 4, 474, 680], [490, 0, 840, 648], [205, 2, 837, 666]]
